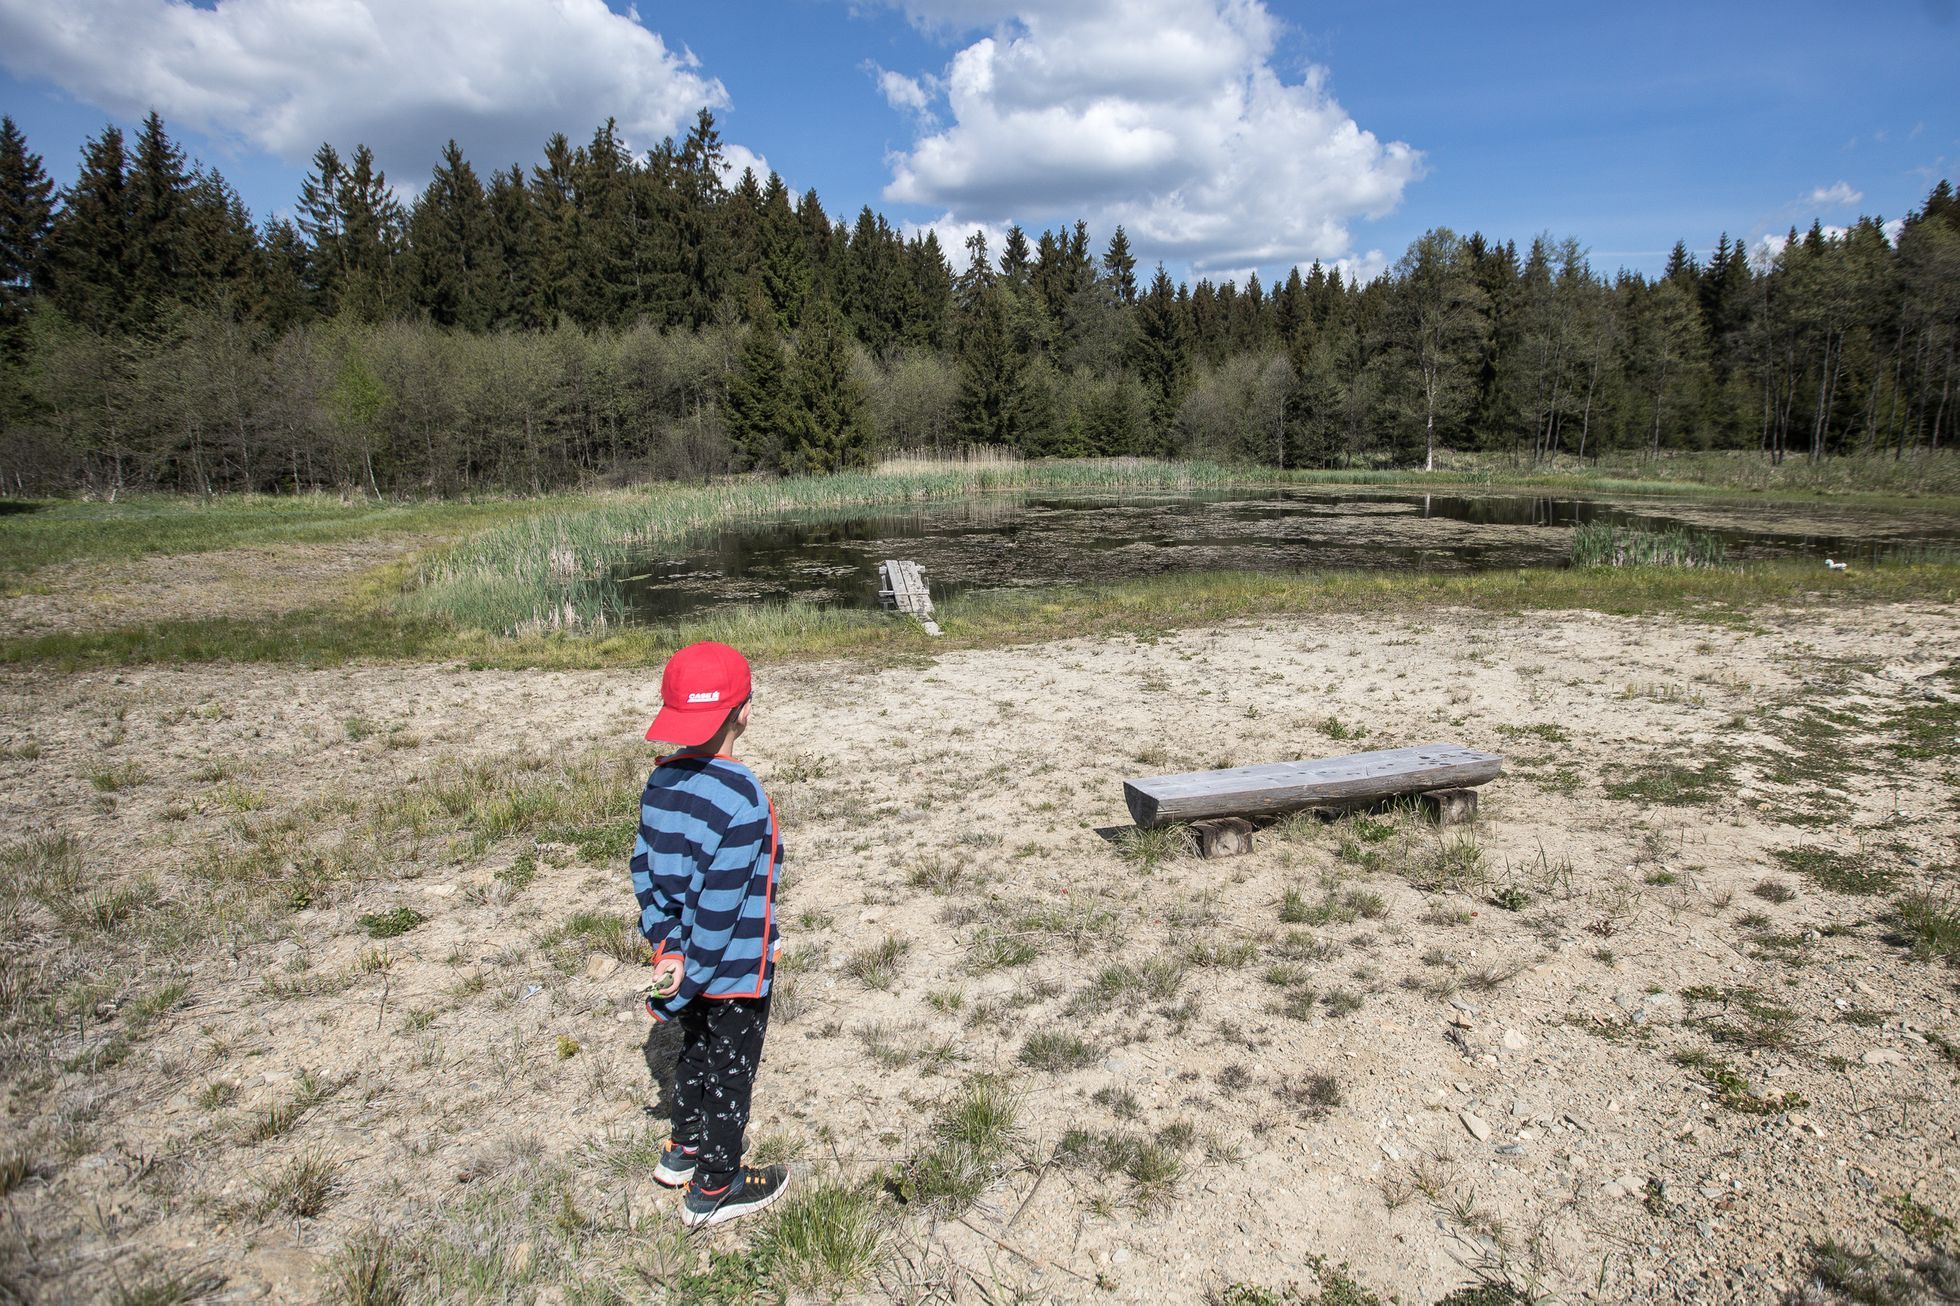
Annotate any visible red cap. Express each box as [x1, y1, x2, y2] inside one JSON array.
[[646, 642, 752, 746]]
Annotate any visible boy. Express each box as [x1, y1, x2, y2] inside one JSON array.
[[631, 640, 789, 1228]]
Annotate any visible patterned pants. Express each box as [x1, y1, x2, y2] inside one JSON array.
[[671, 993, 771, 1190]]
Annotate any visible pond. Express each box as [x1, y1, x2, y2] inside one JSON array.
[[613, 487, 1960, 623]]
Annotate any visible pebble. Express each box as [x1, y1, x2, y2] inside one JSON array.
[[1501, 1029, 1529, 1051], [1862, 1048, 1906, 1066], [1459, 1111, 1492, 1142], [422, 882, 457, 897], [583, 955, 621, 981], [1600, 1172, 1644, 1200]]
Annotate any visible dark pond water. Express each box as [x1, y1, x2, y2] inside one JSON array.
[[614, 488, 1960, 622]]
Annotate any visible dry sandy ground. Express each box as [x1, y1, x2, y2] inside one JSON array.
[[2, 602, 1957, 1303]]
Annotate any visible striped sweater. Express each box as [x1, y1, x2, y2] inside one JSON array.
[[630, 753, 782, 1022]]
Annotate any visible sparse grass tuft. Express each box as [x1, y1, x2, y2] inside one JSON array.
[[0, 1148, 35, 1196], [1055, 1126, 1185, 1214], [553, 910, 644, 964], [1602, 758, 1732, 806], [1673, 1050, 1806, 1114], [894, 1075, 1019, 1213], [754, 1181, 890, 1296], [1019, 1029, 1099, 1072], [1321, 988, 1365, 1018], [327, 1228, 407, 1306], [1888, 1194, 1956, 1244], [1772, 846, 1902, 897], [1416, 837, 1487, 892], [357, 907, 425, 939], [1071, 957, 1181, 1014], [965, 926, 1037, 972], [1284, 1073, 1344, 1118], [1280, 882, 1389, 925], [1890, 893, 1960, 965], [1113, 823, 1192, 871], [843, 935, 910, 989], [255, 1151, 340, 1219]]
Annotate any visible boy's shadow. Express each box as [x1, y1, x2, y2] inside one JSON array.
[[640, 1020, 686, 1122]]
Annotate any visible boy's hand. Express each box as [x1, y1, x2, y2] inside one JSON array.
[[648, 956, 682, 1000]]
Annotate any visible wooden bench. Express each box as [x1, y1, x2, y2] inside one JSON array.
[[878, 559, 940, 636], [1123, 743, 1503, 857]]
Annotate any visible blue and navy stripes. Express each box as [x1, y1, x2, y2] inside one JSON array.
[[631, 754, 781, 1021]]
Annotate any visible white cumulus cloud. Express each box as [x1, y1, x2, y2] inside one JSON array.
[[0, 0, 730, 185], [1805, 181, 1864, 207], [874, 66, 933, 117], [876, 0, 1420, 276]]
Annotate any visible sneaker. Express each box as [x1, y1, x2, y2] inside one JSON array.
[[654, 1139, 697, 1189], [682, 1164, 790, 1228]]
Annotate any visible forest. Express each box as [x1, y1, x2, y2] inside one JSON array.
[[0, 108, 1955, 495]]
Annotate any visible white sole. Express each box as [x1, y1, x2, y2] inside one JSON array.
[[654, 1170, 694, 1188], [681, 1177, 789, 1228]]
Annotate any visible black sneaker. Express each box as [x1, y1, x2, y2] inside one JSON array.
[[653, 1139, 697, 1189], [682, 1164, 790, 1228]]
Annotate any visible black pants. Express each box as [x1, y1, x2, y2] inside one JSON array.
[[671, 993, 771, 1190]]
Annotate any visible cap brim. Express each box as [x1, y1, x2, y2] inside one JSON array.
[[645, 703, 723, 746]]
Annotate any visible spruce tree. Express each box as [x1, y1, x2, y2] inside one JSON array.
[[528, 134, 578, 326], [0, 114, 55, 343], [179, 167, 261, 312], [1102, 225, 1137, 303], [782, 295, 869, 472], [757, 173, 811, 332], [486, 165, 540, 327], [336, 145, 406, 322], [409, 140, 497, 329], [955, 285, 1022, 446], [572, 120, 635, 326], [901, 230, 951, 350], [47, 125, 134, 331], [725, 304, 792, 471], [255, 217, 310, 331], [127, 110, 191, 321], [294, 143, 346, 314], [1131, 263, 1188, 446]]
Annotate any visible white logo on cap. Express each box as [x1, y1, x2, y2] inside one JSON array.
[[686, 691, 722, 703]]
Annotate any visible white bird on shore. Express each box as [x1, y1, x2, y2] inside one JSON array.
[[1825, 558, 1848, 571]]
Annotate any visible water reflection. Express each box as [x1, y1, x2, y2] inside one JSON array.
[[613, 487, 1958, 623]]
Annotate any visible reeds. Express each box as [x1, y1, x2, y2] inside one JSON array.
[[407, 458, 1268, 634], [1571, 522, 1728, 568]]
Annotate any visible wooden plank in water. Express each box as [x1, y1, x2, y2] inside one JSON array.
[[877, 559, 941, 636], [878, 559, 934, 615], [1123, 744, 1503, 828]]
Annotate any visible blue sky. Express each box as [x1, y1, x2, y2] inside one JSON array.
[[1, 0, 1953, 283]]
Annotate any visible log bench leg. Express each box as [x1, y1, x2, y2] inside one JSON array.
[[1420, 788, 1479, 827], [1192, 817, 1256, 858]]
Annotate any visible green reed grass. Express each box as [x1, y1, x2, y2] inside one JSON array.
[[8, 556, 1959, 671], [406, 459, 1271, 634], [1571, 522, 1728, 568]]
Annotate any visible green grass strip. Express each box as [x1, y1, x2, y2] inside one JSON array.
[[6, 560, 1954, 672]]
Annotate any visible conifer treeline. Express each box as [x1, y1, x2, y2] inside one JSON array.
[[0, 110, 1954, 494]]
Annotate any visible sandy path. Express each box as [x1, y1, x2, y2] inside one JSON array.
[[1, 602, 1955, 1302]]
